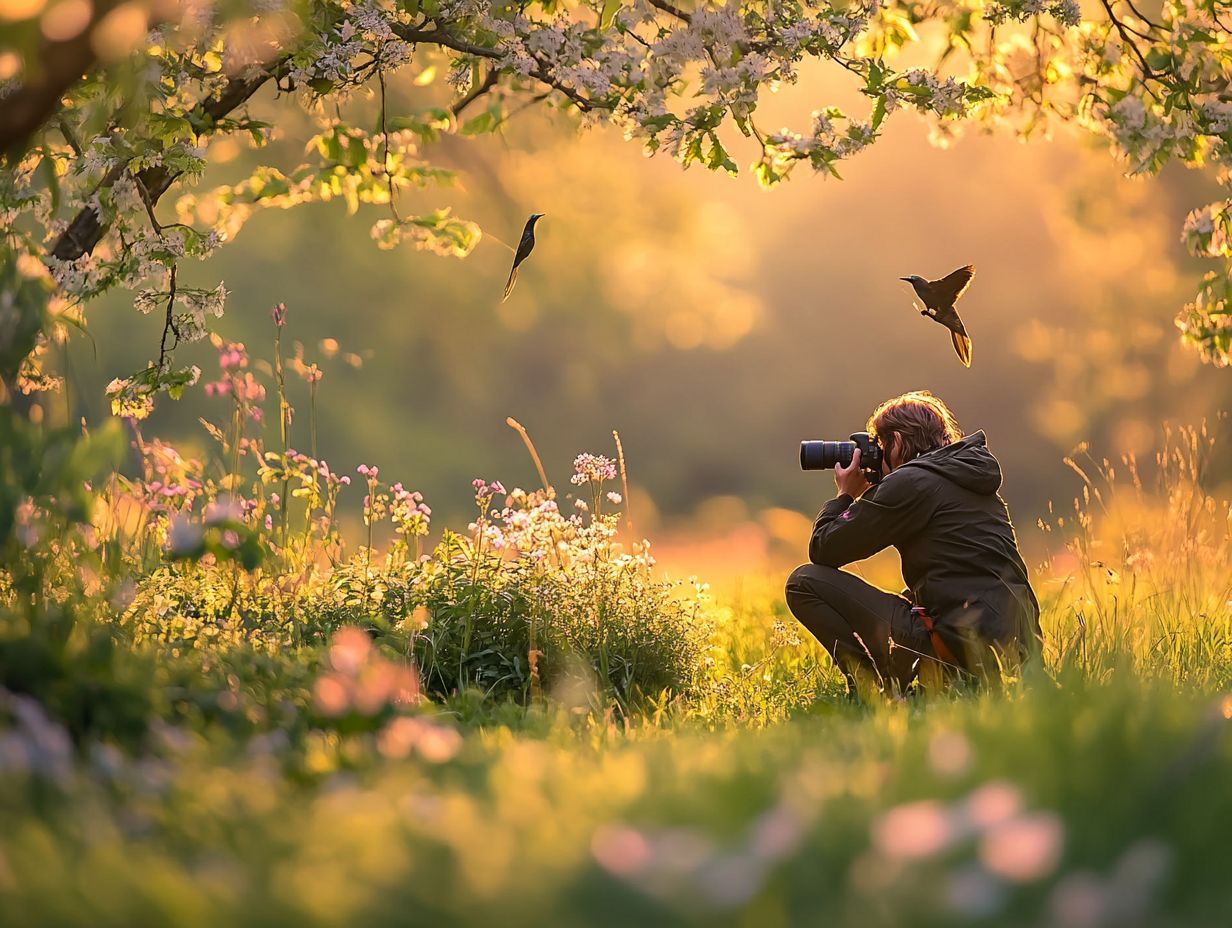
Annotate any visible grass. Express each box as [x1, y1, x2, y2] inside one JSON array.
[[1, 334, 1229, 925]]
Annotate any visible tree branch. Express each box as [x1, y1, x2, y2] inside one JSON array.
[[1099, 0, 1162, 97], [397, 26, 598, 111], [158, 264, 179, 371], [451, 69, 500, 117], [48, 17, 618, 268], [647, 0, 693, 23], [0, 0, 127, 161], [48, 67, 278, 264]]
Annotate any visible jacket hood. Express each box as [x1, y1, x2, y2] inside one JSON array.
[[902, 430, 1002, 494]]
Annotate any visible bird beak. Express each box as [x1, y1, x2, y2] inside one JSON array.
[[899, 277, 911, 282]]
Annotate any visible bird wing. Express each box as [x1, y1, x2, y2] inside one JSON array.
[[502, 265, 519, 303], [951, 329, 973, 368], [932, 265, 975, 306]]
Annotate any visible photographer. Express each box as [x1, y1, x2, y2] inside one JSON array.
[[786, 391, 1040, 693]]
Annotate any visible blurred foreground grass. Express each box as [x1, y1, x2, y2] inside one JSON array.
[[1, 666, 1229, 926]]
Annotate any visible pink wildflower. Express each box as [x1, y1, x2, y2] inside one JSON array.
[[571, 453, 618, 486]]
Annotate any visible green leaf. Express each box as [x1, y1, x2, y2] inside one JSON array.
[[461, 110, 499, 136], [36, 155, 61, 212], [346, 135, 367, 169], [389, 108, 453, 142], [865, 59, 885, 94], [706, 135, 738, 175], [753, 159, 782, 190], [600, 0, 624, 30], [871, 95, 888, 131]]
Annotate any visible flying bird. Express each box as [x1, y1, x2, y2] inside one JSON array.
[[900, 265, 976, 367], [503, 213, 545, 302]]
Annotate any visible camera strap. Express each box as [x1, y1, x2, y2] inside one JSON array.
[[910, 606, 960, 667]]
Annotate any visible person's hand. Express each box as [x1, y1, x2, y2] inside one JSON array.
[[835, 448, 871, 499]]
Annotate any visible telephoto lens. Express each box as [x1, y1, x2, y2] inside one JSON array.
[[799, 432, 884, 482], [799, 440, 856, 471]]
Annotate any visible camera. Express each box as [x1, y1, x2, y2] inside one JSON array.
[[799, 431, 884, 484]]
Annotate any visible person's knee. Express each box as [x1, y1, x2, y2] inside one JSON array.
[[785, 563, 844, 612]]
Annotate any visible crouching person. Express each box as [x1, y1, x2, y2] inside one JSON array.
[[786, 391, 1041, 695]]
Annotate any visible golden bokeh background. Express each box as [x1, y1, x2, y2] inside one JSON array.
[[70, 58, 1230, 577]]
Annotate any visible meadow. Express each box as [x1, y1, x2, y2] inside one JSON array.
[[6, 1, 1232, 924], [1, 329, 1229, 927]]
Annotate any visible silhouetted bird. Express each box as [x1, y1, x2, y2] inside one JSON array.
[[900, 265, 976, 367], [503, 213, 545, 302]]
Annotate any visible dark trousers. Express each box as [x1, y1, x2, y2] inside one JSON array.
[[785, 564, 935, 693]]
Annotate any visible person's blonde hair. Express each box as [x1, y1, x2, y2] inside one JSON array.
[[867, 391, 962, 463]]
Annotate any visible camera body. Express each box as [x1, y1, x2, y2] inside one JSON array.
[[799, 431, 885, 484]]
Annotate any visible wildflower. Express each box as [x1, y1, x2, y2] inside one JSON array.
[[378, 717, 461, 762], [571, 452, 618, 485], [271, 302, 287, 326], [203, 499, 243, 525], [959, 780, 1023, 830], [329, 627, 372, 675], [313, 676, 349, 716], [391, 484, 432, 537], [217, 342, 247, 370], [166, 515, 203, 555], [945, 866, 1007, 919], [606, 491, 623, 504], [592, 825, 652, 878], [871, 800, 955, 860], [294, 361, 323, 384], [472, 478, 506, 506], [978, 812, 1064, 882]]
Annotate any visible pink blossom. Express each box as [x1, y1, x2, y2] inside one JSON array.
[[271, 302, 287, 327], [472, 479, 506, 505], [571, 453, 618, 486], [217, 343, 247, 371]]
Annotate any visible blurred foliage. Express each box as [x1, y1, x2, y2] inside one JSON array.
[[56, 112, 1231, 528]]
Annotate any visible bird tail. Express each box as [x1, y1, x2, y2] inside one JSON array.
[[951, 330, 973, 368], [502, 266, 518, 303]]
